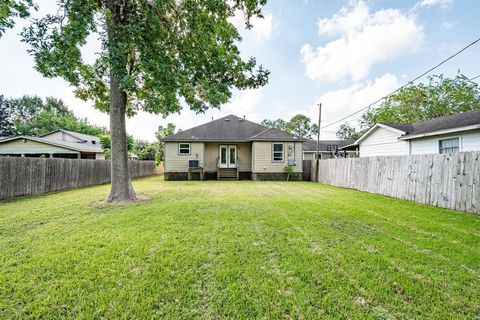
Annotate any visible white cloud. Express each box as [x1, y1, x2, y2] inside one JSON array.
[[441, 21, 456, 29], [290, 73, 400, 138], [418, 0, 453, 8], [250, 13, 273, 42], [300, 0, 424, 82], [230, 11, 273, 42]]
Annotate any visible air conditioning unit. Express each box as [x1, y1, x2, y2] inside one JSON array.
[[189, 160, 200, 168]]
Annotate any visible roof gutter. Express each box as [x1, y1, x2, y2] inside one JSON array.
[[398, 124, 480, 140]]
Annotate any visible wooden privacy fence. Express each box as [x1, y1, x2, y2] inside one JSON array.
[[312, 152, 480, 214], [0, 158, 157, 200]]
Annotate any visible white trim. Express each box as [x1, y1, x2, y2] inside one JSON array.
[[354, 123, 406, 145], [399, 124, 480, 140]]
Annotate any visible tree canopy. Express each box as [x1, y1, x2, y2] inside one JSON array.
[[21, 0, 269, 116], [0, 0, 35, 37], [336, 74, 480, 140], [2, 95, 107, 137]]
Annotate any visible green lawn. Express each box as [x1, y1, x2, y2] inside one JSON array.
[[1, 177, 479, 319]]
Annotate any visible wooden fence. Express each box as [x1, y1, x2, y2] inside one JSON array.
[[311, 152, 479, 214], [0, 158, 157, 200]]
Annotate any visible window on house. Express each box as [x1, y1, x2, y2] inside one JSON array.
[[439, 138, 459, 154], [272, 143, 284, 161], [178, 143, 191, 155]]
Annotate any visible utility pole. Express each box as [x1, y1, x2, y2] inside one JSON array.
[[315, 103, 322, 182]]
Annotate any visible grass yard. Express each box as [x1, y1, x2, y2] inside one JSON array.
[[0, 176, 479, 319]]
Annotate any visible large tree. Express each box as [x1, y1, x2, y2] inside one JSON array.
[[336, 74, 480, 140], [21, 0, 269, 203]]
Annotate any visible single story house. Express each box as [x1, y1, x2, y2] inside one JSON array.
[[353, 110, 480, 157], [0, 129, 104, 159], [302, 140, 357, 160], [162, 115, 305, 180]]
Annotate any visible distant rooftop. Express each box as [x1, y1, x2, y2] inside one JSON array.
[[303, 140, 353, 152]]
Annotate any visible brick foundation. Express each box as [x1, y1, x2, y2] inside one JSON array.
[[251, 172, 303, 181]]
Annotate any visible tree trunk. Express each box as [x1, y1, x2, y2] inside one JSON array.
[[105, 8, 136, 203], [107, 75, 136, 203]]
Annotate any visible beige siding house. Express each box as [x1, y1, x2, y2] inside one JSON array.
[[162, 115, 305, 180], [0, 129, 104, 159]]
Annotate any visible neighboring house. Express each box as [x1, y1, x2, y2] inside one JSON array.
[[161, 115, 305, 180], [354, 110, 480, 157], [0, 129, 104, 159], [302, 140, 357, 160]]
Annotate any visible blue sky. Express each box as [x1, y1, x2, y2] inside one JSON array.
[[1, 0, 479, 141]]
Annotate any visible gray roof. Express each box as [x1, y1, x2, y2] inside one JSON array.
[[0, 136, 103, 153], [41, 129, 100, 143], [381, 110, 480, 137], [162, 115, 305, 142], [303, 140, 353, 152]]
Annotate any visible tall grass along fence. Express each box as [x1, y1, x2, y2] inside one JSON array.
[[0, 157, 157, 200], [311, 152, 479, 214]]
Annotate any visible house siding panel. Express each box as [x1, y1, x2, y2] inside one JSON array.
[[164, 142, 204, 172], [252, 141, 303, 173], [0, 139, 78, 154], [360, 127, 409, 157], [410, 129, 480, 154], [203, 142, 251, 172], [462, 130, 480, 151]]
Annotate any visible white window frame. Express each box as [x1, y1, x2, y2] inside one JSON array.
[[178, 142, 191, 155], [272, 143, 284, 162], [438, 137, 460, 154]]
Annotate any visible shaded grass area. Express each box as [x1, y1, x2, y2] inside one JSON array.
[[0, 176, 479, 319]]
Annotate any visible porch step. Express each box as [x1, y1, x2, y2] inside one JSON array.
[[218, 168, 238, 180]]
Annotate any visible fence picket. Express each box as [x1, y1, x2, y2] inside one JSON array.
[[0, 158, 156, 200]]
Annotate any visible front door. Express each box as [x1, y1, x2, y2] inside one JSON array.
[[219, 145, 237, 168]]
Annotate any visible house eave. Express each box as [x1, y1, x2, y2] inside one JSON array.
[[0, 136, 102, 153], [249, 138, 306, 142], [398, 124, 480, 140], [162, 139, 251, 143]]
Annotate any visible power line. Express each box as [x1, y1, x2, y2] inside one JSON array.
[[470, 74, 480, 81], [320, 37, 480, 130]]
